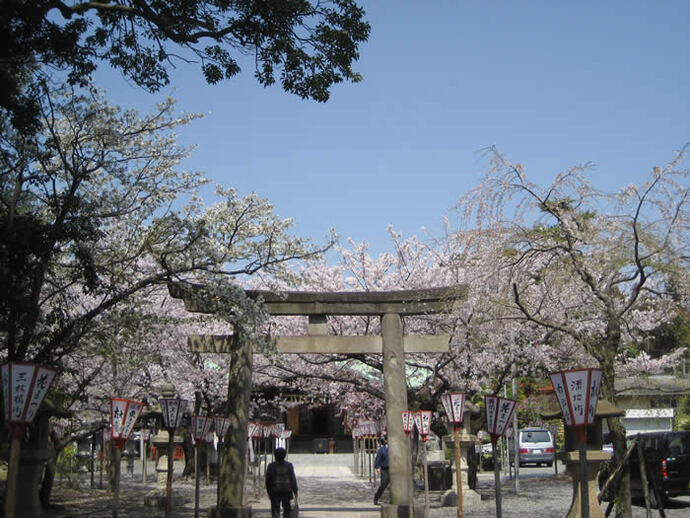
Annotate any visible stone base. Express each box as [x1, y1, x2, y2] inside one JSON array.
[[207, 506, 252, 518], [380, 503, 423, 518], [440, 488, 482, 508], [144, 488, 187, 508], [565, 450, 610, 518]]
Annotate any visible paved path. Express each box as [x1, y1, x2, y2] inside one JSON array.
[[43, 453, 690, 517]]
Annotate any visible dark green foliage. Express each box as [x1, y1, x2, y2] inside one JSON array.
[[647, 311, 690, 357], [1, 0, 370, 130]]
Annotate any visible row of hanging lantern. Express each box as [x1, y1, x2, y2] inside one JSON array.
[[351, 418, 384, 440], [247, 421, 293, 458], [401, 410, 433, 440], [247, 421, 292, 441], [402, 392, 517, 518], [190, 415, 228, 518], [102, 396, 233, 518], [1, 360, 603, 518], [403, 369, 602, 518], [349, 419, 384, 482], [155, 397, 233, 518], [246, 421, 293, 500]]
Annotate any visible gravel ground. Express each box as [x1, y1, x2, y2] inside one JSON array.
[[28, 455, 690, 517]]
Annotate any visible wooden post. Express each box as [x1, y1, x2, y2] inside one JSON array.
[[512, 379, 520, 494], [91, 433, 97, 488], [99, 440, 105, 489], [454, 427, 464, 518], [4, 428, 22, 518], [195, 445, 201, 518], [579, 439, 589, 518], [206, 443, 211, 485], [352, 437, 358, 476], [142, 438, 147, 484], [112, 445, 122, 518], [217, 440, 224, 508], [166, 430, 174, 518], [422, 444, 430, 518], [493, 440, 503, 518]]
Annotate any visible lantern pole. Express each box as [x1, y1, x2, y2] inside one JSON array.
[[491, 435, 502, 518], [423, 435, 429, 518], [109, 397, 145, 518], [549, 368, 602, 518], [195, 438, 201, 518], [112, 439, 123, 518], [215, 416, 230, 509], [141, 430, 150, 484], [100, 430, 106, 489], [167, 425, 175, 518], [485, 394, 518, 518], [578, 428, 589, 518], [159, 394, 187, 518], [454, 423, 464, 518], [4, 424, 23, 518], [191, 415, 214, 518]]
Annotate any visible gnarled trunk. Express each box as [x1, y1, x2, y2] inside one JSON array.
[[599, 343, 632, 518], [39, 448, 57, 508]]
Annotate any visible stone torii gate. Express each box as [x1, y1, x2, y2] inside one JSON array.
[[169, 284, 467, 518]]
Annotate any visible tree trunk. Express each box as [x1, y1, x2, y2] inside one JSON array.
[[39, 449, 57, 508], [182, 431, 195, 477], [108, 441, 117, 492], [608, 417, 632, 517], [599, 344, 633, 518]]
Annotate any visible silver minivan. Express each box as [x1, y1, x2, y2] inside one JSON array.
[[509, 428, 555, 467]]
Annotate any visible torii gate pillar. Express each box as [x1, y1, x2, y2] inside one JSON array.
[[382, 313, 414, 505]]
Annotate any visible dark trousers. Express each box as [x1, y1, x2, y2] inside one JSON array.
[[269, 492, 292, 518], [374, 468, 390, 503]]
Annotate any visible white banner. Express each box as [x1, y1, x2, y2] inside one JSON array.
[[549, 372, 573, 426], [9, 363, 35, 422], [450, 393, 465, 424], [402, 411, 411, 433], [412, 411, 422, 435], [550, 368, 602, 428], [121, 400, 144, 440], [494, 397, 517, 437], [24, 367, 56, 422], [419, 410, 432, 437], [110, 399, 129, 439]]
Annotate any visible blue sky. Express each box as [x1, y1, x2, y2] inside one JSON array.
[[96, 1, 689, 257]]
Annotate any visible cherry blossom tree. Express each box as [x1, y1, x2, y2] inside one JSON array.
[[453, 145, 689, 516], [0, 81, 332, 506], [247, 232, 563, 435]]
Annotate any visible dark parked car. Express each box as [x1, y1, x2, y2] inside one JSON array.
[[599, 431, 690, 507]]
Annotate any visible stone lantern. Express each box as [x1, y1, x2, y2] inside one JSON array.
[[542, 399, 624, 518]]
